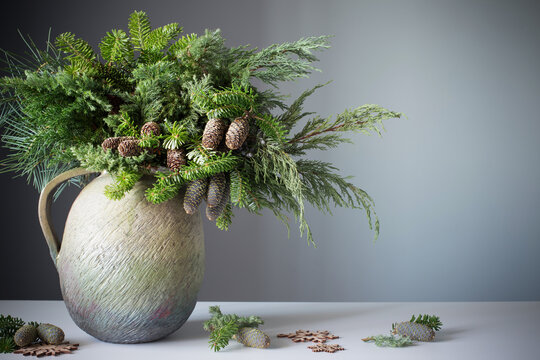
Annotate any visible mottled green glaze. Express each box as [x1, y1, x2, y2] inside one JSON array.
[[49, 172, 204, 343]]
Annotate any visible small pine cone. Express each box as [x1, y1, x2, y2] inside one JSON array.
[[206, 177, 230, 221], [141, 121, 161, 136], [202, 118, 227, 150], [393, 322, 435, 342], [225, 117, 250, 150], [167, 148, 187, 171], [101, 136, 137, 151], [118, 139, 142, 157], [184, 178, 209, 215], [235, 327, 271, 349]]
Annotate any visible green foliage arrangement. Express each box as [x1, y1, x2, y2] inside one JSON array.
[[203, 305, 264, 351], [0, 11, 402, 244]]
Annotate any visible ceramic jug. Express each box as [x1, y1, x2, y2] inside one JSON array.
[[38, 168, 204, 343]]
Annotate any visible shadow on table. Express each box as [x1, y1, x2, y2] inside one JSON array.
[[435, 327, 468, 342]]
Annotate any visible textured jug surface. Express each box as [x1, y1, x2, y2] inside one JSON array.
[[56, 173, 204, 343]]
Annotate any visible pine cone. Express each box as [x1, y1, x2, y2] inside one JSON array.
[[225, 117, 250, 150], [184, 178, 209, 215], [202, 118, 227, 150], [206, 176, 230, 221], [101, 136, 137, 151], [206, 172, 228, 208], [393, 322, 435, 342], [141, 121, 161, 136], [167, 148, 187, 171], [118, 139, 142, 157], [235, 327, 271, 349]]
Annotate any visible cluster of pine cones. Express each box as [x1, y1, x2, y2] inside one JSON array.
[[101, 117, 250, 221], [184, 116, 250, 220]]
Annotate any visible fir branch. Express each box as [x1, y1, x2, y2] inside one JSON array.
[[409, 314, 443, 331], [208, 320, 239, 352], [0, 314, 25, 338], [252, 113, 286, 143], [362, 334, 413, 347], [216, 203, 233, 230], [145, 23, 183, 52], [128, 10, 151, 51], [99, 29, 133, 64], [115, 111, 138, 136], [170, 151, 239, 182], [162, 120, 189, 150], [104, 171, 142, 200], [55, 32, 97, 74], [145, 172, 182, 204]]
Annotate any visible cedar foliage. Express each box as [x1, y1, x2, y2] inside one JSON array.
[[0, 11, 402, 244]]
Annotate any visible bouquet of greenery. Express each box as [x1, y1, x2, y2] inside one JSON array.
[[0, 11, 401, 244]]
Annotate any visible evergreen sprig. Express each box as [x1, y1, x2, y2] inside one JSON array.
[[0, 336, 16, 353], [362, 334, 413, 347], [104, 171, 142, 200], [203, 305, 264, 351], [409, 314, 443, 331], [0, 314, 24, 338]]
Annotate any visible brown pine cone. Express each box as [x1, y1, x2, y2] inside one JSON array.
[[167, 148, 187, 171], [141, 121, 161, 136], [101, 136, 137, 151], [206, 178, 230, 221], [118, 139, 142, 157], [225, 117, 250, 150], [202, 118, 227, 150], [184, 178, 209, 215], [206, 172, 228, 208]]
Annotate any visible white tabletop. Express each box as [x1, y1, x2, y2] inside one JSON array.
[[0, 301, 538, 359]]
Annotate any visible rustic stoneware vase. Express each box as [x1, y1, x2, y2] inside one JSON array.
[[38, 168, 205, 343]]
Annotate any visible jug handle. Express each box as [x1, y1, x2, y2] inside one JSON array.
[[38, 167, 97, 267]]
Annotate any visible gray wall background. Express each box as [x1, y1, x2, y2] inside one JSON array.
[[1, 0, 539, 301]]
